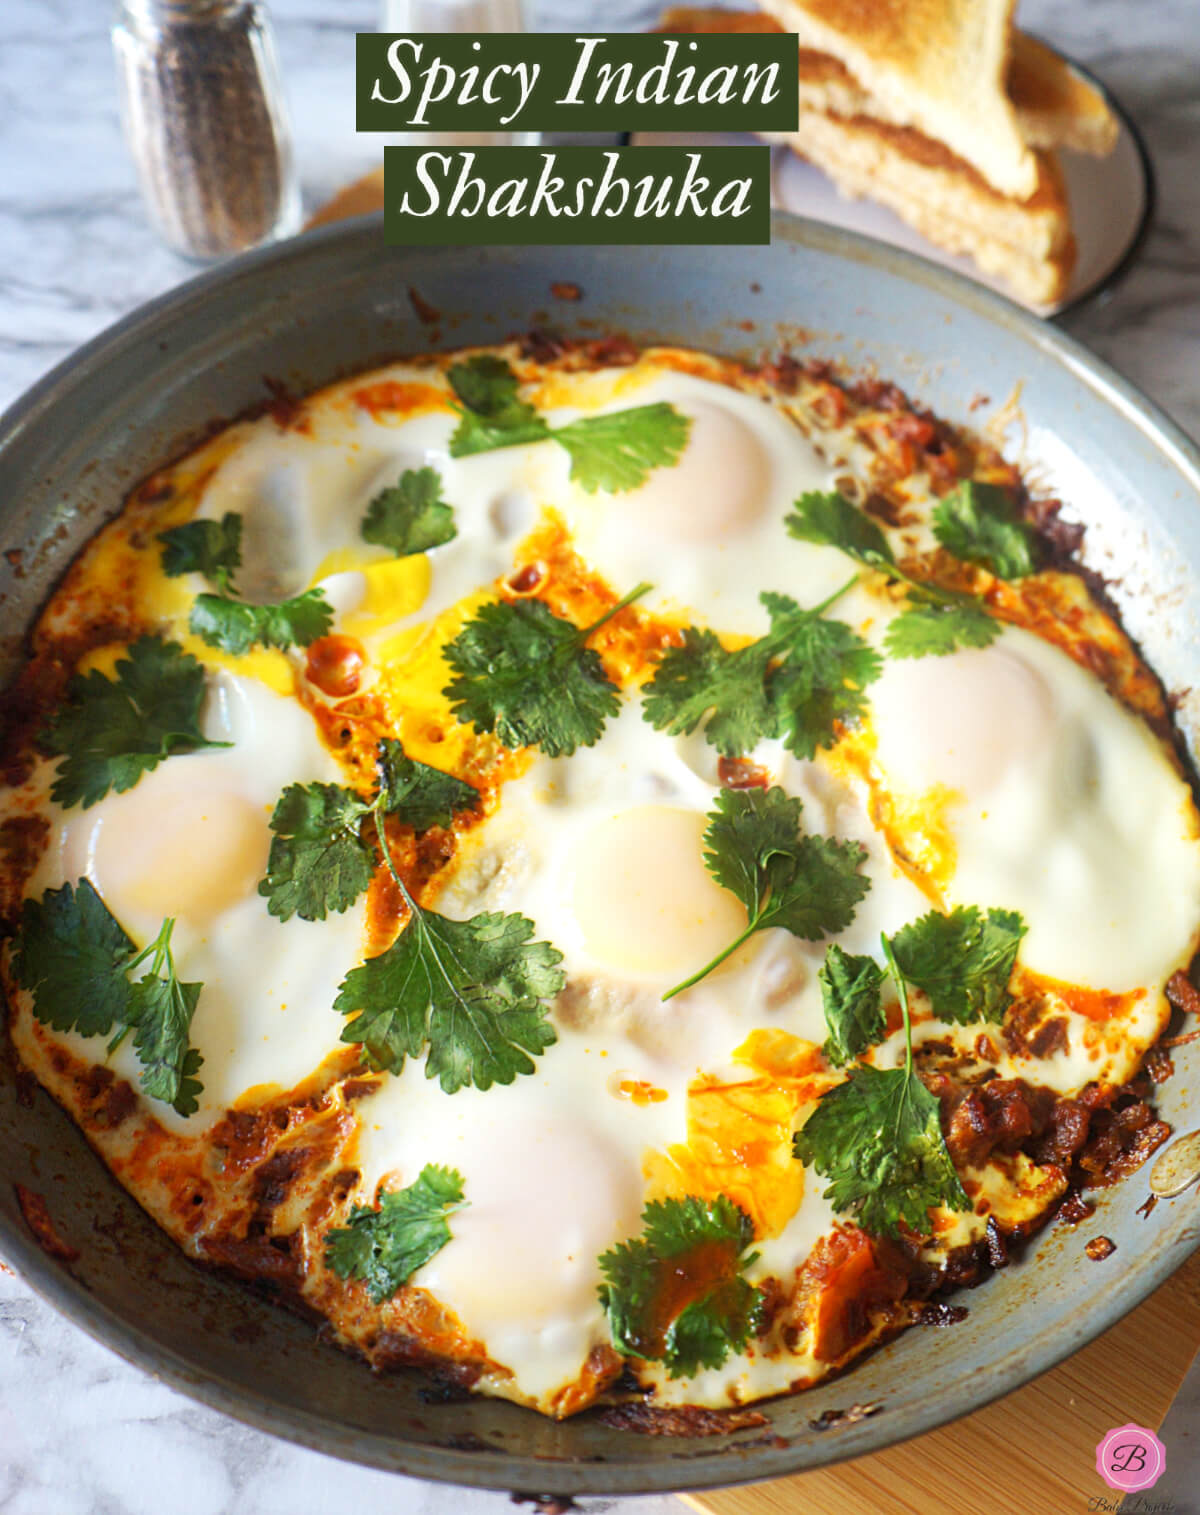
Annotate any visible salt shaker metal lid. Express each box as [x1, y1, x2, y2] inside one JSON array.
[[113, 0, 301, 262]]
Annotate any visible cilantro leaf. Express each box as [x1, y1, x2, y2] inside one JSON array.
[[597, 1196, 764, 1378], [361, 467, 457, 557], [764, 603, 883, 760], [325, 1164, 466, 1303], [375, 738, 479, 833], [642, 586, 879, 760], [889, 905, 1026, 1025], [446, 354, 550, 457], [42, 636, 228, 810], [124, 921, 204, 1116], [703, 787, 870, 940], [259, 781, 377, 923], [787, 489, 1005, 660], [335, 907, 563, 1092], [787, 490, 895, 567], [189, 586, 333, 656], [259, 741, 480, 922], [551, 404, 691, 494], [819, 944, 886, 1066], [443, 585, 648, 757], [665, 787, 870, 999], [448, 353, 530, 416], [793, 1061, 969, 1239], [158, 507, 334, 655], [884, 597, 999, 658], [12, 883, 205, 1116], [11, 879, 135, 1037], [157, 512, 242, 587], [445, 355, 690, 493], [932, 481, 1040, 580], [640, 627, 774, 758]]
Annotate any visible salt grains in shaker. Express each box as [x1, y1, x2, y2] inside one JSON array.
[[113, 0, 301, 261]]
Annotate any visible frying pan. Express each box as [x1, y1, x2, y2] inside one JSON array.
[[1, 214, 1199, 1495]]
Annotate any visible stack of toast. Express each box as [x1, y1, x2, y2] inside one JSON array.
[[658, 0, 1118, 305]]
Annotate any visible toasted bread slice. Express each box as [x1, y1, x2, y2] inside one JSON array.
[[658, 3, 784, 29], [658, 8, 1117, 156], [655, 5, 1080, 305], [749, 0, 1038, 197], [1008, 31, 1118, 155], [766, 112, 1075, 304]]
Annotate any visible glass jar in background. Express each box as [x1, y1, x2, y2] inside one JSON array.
[[112, 0, 302, 261], [379, 0, 540, 148]]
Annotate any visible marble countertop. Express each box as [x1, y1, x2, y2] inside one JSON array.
[[2, 0, 1200, 1511]]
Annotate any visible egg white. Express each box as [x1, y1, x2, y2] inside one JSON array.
[[866, 622, 1200, 992], [26, 669, 368, 1129]]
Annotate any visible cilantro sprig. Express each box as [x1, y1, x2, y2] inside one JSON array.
[[361, 467, 457, 557], [796, 934, 970, 1239], [597, 1195, 765, 1378], [158, 510, 333, 655], [447, 354, 551, 456], [120, 920, 205, 1115], [445, 355, 691, 493], [817, 905, 1027, 1067], [333, 781, 564, 1093], [324, 1164, 466, 1303], [801, 904, 1026, 1237], [443, 583, 650, 757], [42, 636, 229, 810], [663, 787, 870, 1000], [259, 739, 479, 922], [188, 589, 333, 656], [787, 491, 1000, 658], [932, 481, 1040, 580], [12, 880, 205, 1116], [642, 579, 880, 759]]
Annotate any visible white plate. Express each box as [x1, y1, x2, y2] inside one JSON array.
[[632, 57, 1151, 317]]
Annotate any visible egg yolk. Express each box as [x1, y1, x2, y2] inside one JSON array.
[[609, 400, 769, 541], [85, 786, 269, 924], [417, 1113, 643, 1329], [872, 642, 1055, 797], [570, 805, 748, 978]]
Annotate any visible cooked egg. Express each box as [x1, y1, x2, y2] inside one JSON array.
[[27, 670, 367, 1126], [530, 369, 852, 635], [353, 1064, 656, 1404], [868, 623, 1200, 990], [187, 367, 541, 641]]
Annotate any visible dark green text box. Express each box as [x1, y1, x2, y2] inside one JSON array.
[[358, 33, 798, 132], [383, 145, 771, 246]]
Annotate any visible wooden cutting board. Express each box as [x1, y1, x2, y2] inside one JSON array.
[[307, 168, 385, 228], [308, 162, 1200, 1514], [684, 1246, 1200, 1515]]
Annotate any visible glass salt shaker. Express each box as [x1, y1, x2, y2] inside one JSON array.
[[112, 0, 302, 262]]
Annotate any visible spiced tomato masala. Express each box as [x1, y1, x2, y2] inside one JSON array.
[[1, 340, 1196, 1419]]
